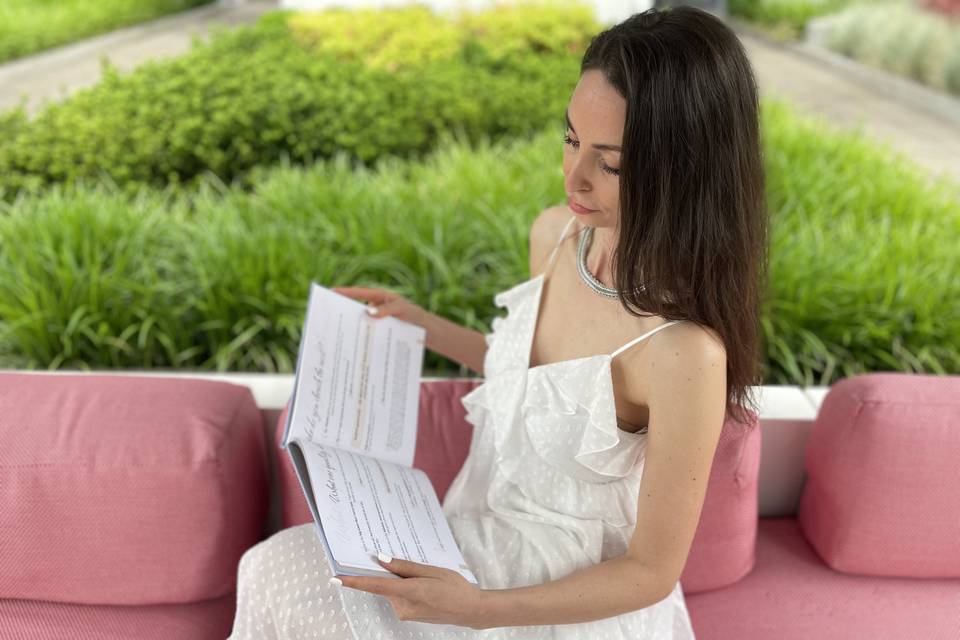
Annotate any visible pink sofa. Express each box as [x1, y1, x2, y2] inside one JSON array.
[[2, 370, 958, 639]]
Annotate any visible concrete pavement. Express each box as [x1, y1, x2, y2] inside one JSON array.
[[734, 24, 960, 188], [0, 0, 277, 115]]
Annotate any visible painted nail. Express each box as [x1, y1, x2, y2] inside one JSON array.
[[328, 577, 342, 587], [377, 552, 392, 564], [366, 306, 378, 316]]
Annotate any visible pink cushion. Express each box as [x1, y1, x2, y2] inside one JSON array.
[[276, 378, 760, 592], [685, 517, 960, 640], [679, 409, 761, 594], [0, 373, 269, 605], [0, 591, 235, 640], [798, 372, 960, 578]]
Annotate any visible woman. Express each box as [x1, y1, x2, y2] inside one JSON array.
[[229, 5, 767, 638]]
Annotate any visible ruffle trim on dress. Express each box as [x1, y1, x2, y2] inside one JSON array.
[[465, 273, 646, 532], [459, 382, 489, 430], [459, 369, 525, 436], [492, 274, 543, 313], [470, 369, 643, 531], [483, 317, 504, 347], [466, 277, 538, 427], [493, 436, 643, 531], [521, 357, 647, 480], [480, 276, 543, 376]]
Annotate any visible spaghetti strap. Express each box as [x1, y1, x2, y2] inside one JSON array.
[[610, 320, 684, 358], [541, 214, 578, 276]]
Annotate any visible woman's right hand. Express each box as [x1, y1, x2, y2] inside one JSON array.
[[331, 286, 429, 329]]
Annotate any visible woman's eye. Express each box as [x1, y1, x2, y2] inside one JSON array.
[[564, 134, 620, 177]]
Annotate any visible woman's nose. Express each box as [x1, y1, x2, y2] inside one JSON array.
[[563, 156, 592, 193]]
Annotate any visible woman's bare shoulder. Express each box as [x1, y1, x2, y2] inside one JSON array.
[[529, 204, 577, 276]]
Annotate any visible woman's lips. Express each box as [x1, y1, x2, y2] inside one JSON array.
[[568, 199, 596, 214]]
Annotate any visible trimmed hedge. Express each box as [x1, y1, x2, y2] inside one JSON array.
[[0, 3, 599, 200]]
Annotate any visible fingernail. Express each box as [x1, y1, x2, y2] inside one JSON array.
[[377, 552, 392, 564], [328, 577, 342, 587], [366, 306, 378, 316]]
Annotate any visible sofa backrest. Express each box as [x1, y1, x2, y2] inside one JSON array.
[[3, 370, 821, 521]]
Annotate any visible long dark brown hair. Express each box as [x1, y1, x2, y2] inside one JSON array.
[[580, 6, 769, 426]]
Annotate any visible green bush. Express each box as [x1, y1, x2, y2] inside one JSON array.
[[825, 1, 960, 95], [729, 0, 853, 40], [0, 2, 598, 201], [287, 1, 596, 70], [0, 0, 215, 63], [1, 98, 957, 383]]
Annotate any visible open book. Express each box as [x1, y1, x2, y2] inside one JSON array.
[[280, 282, 478, 584]]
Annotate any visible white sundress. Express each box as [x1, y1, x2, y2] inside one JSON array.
[[228, 214, 696, 640]]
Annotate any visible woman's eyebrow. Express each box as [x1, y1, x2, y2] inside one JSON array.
[[565, 107, 622, 152]]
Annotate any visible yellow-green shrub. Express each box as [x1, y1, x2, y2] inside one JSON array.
[[0, 2, 596, 200]]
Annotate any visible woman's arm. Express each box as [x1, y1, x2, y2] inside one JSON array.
[[476, 555, 671, 628], [333, 548, 670, 630], [416, 204, 569, 377], [417, 309, 488, 377]]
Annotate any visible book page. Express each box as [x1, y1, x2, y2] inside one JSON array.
[[291, 439, 478, 584], [283, 282, 425, 468]]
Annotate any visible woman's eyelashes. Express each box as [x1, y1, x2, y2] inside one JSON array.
[[562, 134, 621, 176]]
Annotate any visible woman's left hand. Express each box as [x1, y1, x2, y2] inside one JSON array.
[[332, 555, 491, 630]]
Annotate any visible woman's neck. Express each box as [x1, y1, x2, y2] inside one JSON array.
[[585, 225, 618, 286]]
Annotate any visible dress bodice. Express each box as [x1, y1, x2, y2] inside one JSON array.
[[442, 214, 685, 569], [477, 271, 656, 483]]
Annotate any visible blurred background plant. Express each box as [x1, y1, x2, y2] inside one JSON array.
[[728, 0, 854, 40], [0, 0, 956, 384], [1, 95, 957, 383], [0, 3, 597, 201], [0, 0, 215, 64], [825, 0, 960, 95]]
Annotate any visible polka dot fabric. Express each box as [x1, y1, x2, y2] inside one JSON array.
[[229, 215, 696, 638]]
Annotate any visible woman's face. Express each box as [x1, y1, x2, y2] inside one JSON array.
[[562, 69, 626, 228]]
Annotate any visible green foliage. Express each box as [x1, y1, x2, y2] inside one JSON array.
[[729, 0, 853, 40], [0, 186, 190, 369], [287, 0, 597, 71], [1, 98, 957, 383], [759, 99, 960, 384], [946, 38, 960, 94], [825, 2, 960, 95], [0, 2, 596, 201], [287, 5, 462, 71], [0, 0, 215, 63], [456, 0, 599, 63]]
